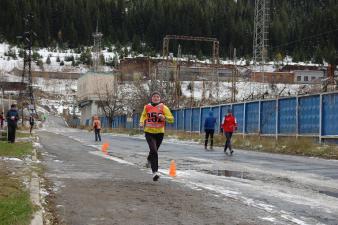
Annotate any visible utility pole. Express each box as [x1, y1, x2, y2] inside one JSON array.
[[215, 58, 220, 104], [231, 48, 237, 102], [92, 20, 103, 72], [176, 45, 182, 108]]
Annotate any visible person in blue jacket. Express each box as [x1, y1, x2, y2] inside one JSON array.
[[6, 104, 19, 143], [204, 110, 217, 150]]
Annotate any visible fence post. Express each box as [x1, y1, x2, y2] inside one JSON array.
[[243, 102, 246, 138], [276, 97, 279, 141], [175, 110, 178, 130], [296, 96, 299, 139], [319, 94, 323, 144], [199, 107, 202, 133], [258, 100, 261, 135], [218, 105, 221, 133], [190, 108, 193, 132], [183, 109, 185, 131]]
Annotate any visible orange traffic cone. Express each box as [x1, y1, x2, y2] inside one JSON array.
[[169, 160, 176, 177], [101, 143, 109, 154]]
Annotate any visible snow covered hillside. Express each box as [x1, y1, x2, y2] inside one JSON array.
[[0, 42, 317, 114]]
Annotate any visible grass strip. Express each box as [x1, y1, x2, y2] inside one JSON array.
[[0, 167, 34, 225], [0, 142, 33, 159]]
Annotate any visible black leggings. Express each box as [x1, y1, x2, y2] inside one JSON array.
[[8, 125, 16, 143], [224, 132, 233, 151], [145, 132, 164, 173], [95, 129, 101, 141], [204, 129, 214, 147]]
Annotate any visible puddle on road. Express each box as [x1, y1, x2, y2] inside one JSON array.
[[319, 190, 338, 198], [201, 169, 252, 180]]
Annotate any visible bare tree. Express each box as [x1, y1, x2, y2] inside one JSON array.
[[127, 77, 180, 114], [128, 79, 150, 113], [95, 80, 126, 126]]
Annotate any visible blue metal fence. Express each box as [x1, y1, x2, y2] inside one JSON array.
[[298, 96, 320, 134], [245, 102, 259, 133], [177, 109, 184, 130], [261, 100, 276, 134], [184, 109, 192, 131], [192, 108, 200, 132], [322, 93, 338, 136], [101, 91, 338, 142], [233, 104, 244, 134], [278, 98, 297, 134]]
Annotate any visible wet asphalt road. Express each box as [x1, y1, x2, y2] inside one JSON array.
[[37, 116, 338, 225]]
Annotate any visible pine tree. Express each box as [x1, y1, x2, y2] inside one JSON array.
[[0, 0, 336, 62], [46, 56, 51, 64]]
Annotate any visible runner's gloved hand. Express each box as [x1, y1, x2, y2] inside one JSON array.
[[158, 114, 165, 121]]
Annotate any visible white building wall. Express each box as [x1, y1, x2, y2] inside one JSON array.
[[294, 70, 324, 83], [79, 102, 102, 126], [78, 72, 116, 125]]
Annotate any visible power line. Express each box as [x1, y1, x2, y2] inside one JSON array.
[[271, 27, 338, 50]]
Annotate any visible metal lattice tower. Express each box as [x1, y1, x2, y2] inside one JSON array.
[[19, 13, 37, 116], [253, 0, 270, 66], [92, 21, 103, 72]]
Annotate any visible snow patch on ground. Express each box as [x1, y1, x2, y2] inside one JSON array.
[[0, 157, 23, 162], [260, 217, 276, 222], [280, 214, 310, 225], [33, 142, 43, 149], [165, 137, 200, 145], [89, 150, 135, 166], [53, 159, 63, 163]]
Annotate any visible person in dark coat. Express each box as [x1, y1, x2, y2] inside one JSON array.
[[6, 104, 19, 143], [204, 110, 217, 150], [29, 115, 35, 134]]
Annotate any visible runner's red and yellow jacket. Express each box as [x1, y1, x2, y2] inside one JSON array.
[[140, 103, 174, 134]]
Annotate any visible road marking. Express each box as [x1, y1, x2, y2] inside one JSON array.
[[89, 151, 135, 166]]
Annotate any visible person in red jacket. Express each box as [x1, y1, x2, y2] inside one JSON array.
[[92, 115, 101, 142], [221, 109, 237, 155]]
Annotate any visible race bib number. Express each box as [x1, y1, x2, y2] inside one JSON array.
[[147, 112, 163, 122], [10, 116, 15, 120]]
